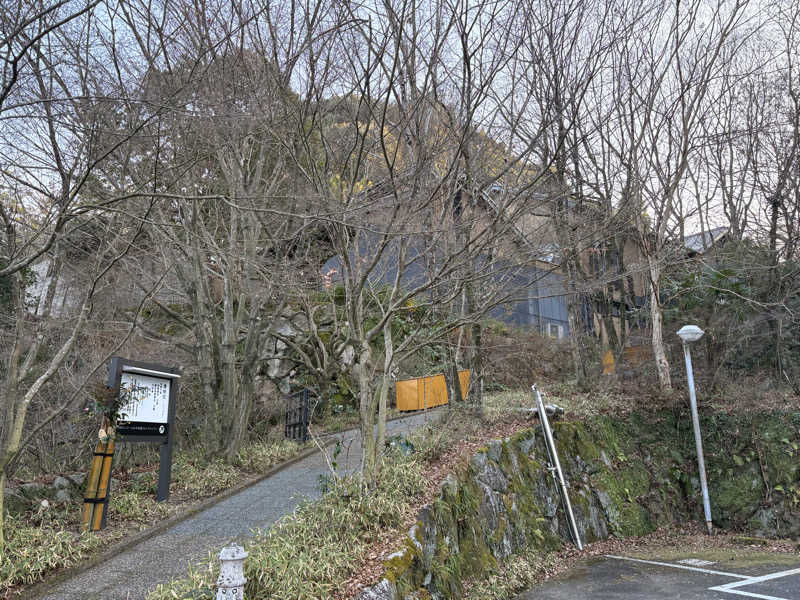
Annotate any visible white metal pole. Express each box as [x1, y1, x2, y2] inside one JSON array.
[[683, 342, 713, 535], [534, 385, 583, 550]]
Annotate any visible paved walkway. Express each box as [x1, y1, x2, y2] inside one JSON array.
[[39, 410, 440, 600]]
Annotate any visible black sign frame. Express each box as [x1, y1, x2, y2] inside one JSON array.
[[105, 357, 180, 517]]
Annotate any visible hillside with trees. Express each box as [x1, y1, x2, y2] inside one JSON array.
[[1, 0, 799, 589]]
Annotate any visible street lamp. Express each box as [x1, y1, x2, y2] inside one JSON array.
[[677, 325, 713, 535]]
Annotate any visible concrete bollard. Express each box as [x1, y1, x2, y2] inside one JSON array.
[[216, 544, 248, 599]]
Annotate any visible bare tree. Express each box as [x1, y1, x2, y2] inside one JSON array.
[[0, 0, 182, 548], [575, 0, 749, 390], [119, 0, 331, 460], [688, 3, 800, 384], [261, 0, 560, 485], [504, 0, 636, 387]]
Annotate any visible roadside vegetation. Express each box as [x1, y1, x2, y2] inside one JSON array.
[[149, 456, 427, 600], [3, 318, 798, 598], [0, 515, 103, 590], [2, 390, 534, 598], [2, 2, 800, 600], [146, 393, 543, 600], [3, 0, 800, 577], [0, 435, 311, 596]]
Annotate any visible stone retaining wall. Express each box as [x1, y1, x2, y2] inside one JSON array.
[[361, 412, 800, 600]]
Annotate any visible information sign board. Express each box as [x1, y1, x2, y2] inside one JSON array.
[[117, 372, 172, 437], [106, 357, 180, 506]]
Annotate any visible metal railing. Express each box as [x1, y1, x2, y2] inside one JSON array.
[[284, 389, 310, 442]]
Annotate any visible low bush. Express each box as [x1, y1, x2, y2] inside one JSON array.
[[112, 490, 172, 524], [147, 454, 425, 600], [482, 389, 532, 422], [233, 439, 305, 473], [463, 550, 560, 600], [0, 516, 102, 589], [168, 439, 306, 498], [171, 455, 241, 498]]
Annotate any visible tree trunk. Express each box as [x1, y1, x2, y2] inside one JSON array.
[[1, 272, 25, 551], [564, 259, 589, 389], [0, 471, 5, 551], [376, 319, 394, 453], [469, 321, 484, 417], [648, 258, 672, 390], [448, 363, 464, 404], [220, 209, 240, 457], [220, 304, 238, 456], [37, 245, 62, 318], [567, 301, 588, 390], [184, 203, 223, 454], [225, 310, 262, 463], [444, 326, 465, 409], [462, 279, 483, 417], [358, 343, 379, 489], [769, 198, 781, 268], [225, 377, 252, 463]]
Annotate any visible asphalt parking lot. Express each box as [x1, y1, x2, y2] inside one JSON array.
[[516, 554, 800, 599]]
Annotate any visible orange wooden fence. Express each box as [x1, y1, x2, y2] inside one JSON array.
[[395, 370, 470, 411]]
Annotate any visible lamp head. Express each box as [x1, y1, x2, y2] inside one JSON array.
[[677, 325, 704, 343]]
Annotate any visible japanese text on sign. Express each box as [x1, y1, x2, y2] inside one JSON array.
[[118, 373, 171, 424]]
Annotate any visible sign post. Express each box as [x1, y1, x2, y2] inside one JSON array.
[[99, 357, 180, 527]]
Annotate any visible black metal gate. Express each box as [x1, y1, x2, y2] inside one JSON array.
[[284, 389, 310, 442]]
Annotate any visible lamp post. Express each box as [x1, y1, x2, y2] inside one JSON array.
[[677, 325, 713, 535]]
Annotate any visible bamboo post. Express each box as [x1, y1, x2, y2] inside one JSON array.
[[81, 440, 105, 530], [81, 439, 115, 531], [94, 439, 114, 530]]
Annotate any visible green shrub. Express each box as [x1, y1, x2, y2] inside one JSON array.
[[0, 516, 102, 589], [233, 439, 305, 473], [120, 439, 305, 501], [463, 549, 560, 600], [113, 490, 172, 524], [171, 456, 240, 498]]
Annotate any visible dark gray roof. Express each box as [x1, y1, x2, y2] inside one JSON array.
[[684, 226, 728, 254]]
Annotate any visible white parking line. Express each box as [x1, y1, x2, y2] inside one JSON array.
[[707, 588, 791, 600], [603, 555, 748, 579], [679, 558, 717, 567], [713, 567, 800, 587], [604, 555, 799, 600], [709, 567, 800, 600]]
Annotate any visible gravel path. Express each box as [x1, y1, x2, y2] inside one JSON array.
[[38, 410, 440, 600]]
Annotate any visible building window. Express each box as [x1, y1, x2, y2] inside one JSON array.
[[546, 322, 564, 339]]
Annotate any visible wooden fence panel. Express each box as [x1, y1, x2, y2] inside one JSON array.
[[396, 370, 470, 411]]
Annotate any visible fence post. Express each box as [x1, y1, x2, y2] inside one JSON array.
[[302, 389, 309, 441], [216, 544, 248, 599]]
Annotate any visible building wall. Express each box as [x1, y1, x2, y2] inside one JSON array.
[[323, 245, 573, 337]]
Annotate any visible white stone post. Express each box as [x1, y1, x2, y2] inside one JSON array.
[[216, 544, 248, 600]]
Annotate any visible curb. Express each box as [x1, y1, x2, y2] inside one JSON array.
[[24, 409, 441, 599], [26, 438, 338, 600]]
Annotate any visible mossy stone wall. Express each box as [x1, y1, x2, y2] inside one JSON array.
[[359, 411, 800, 600]]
